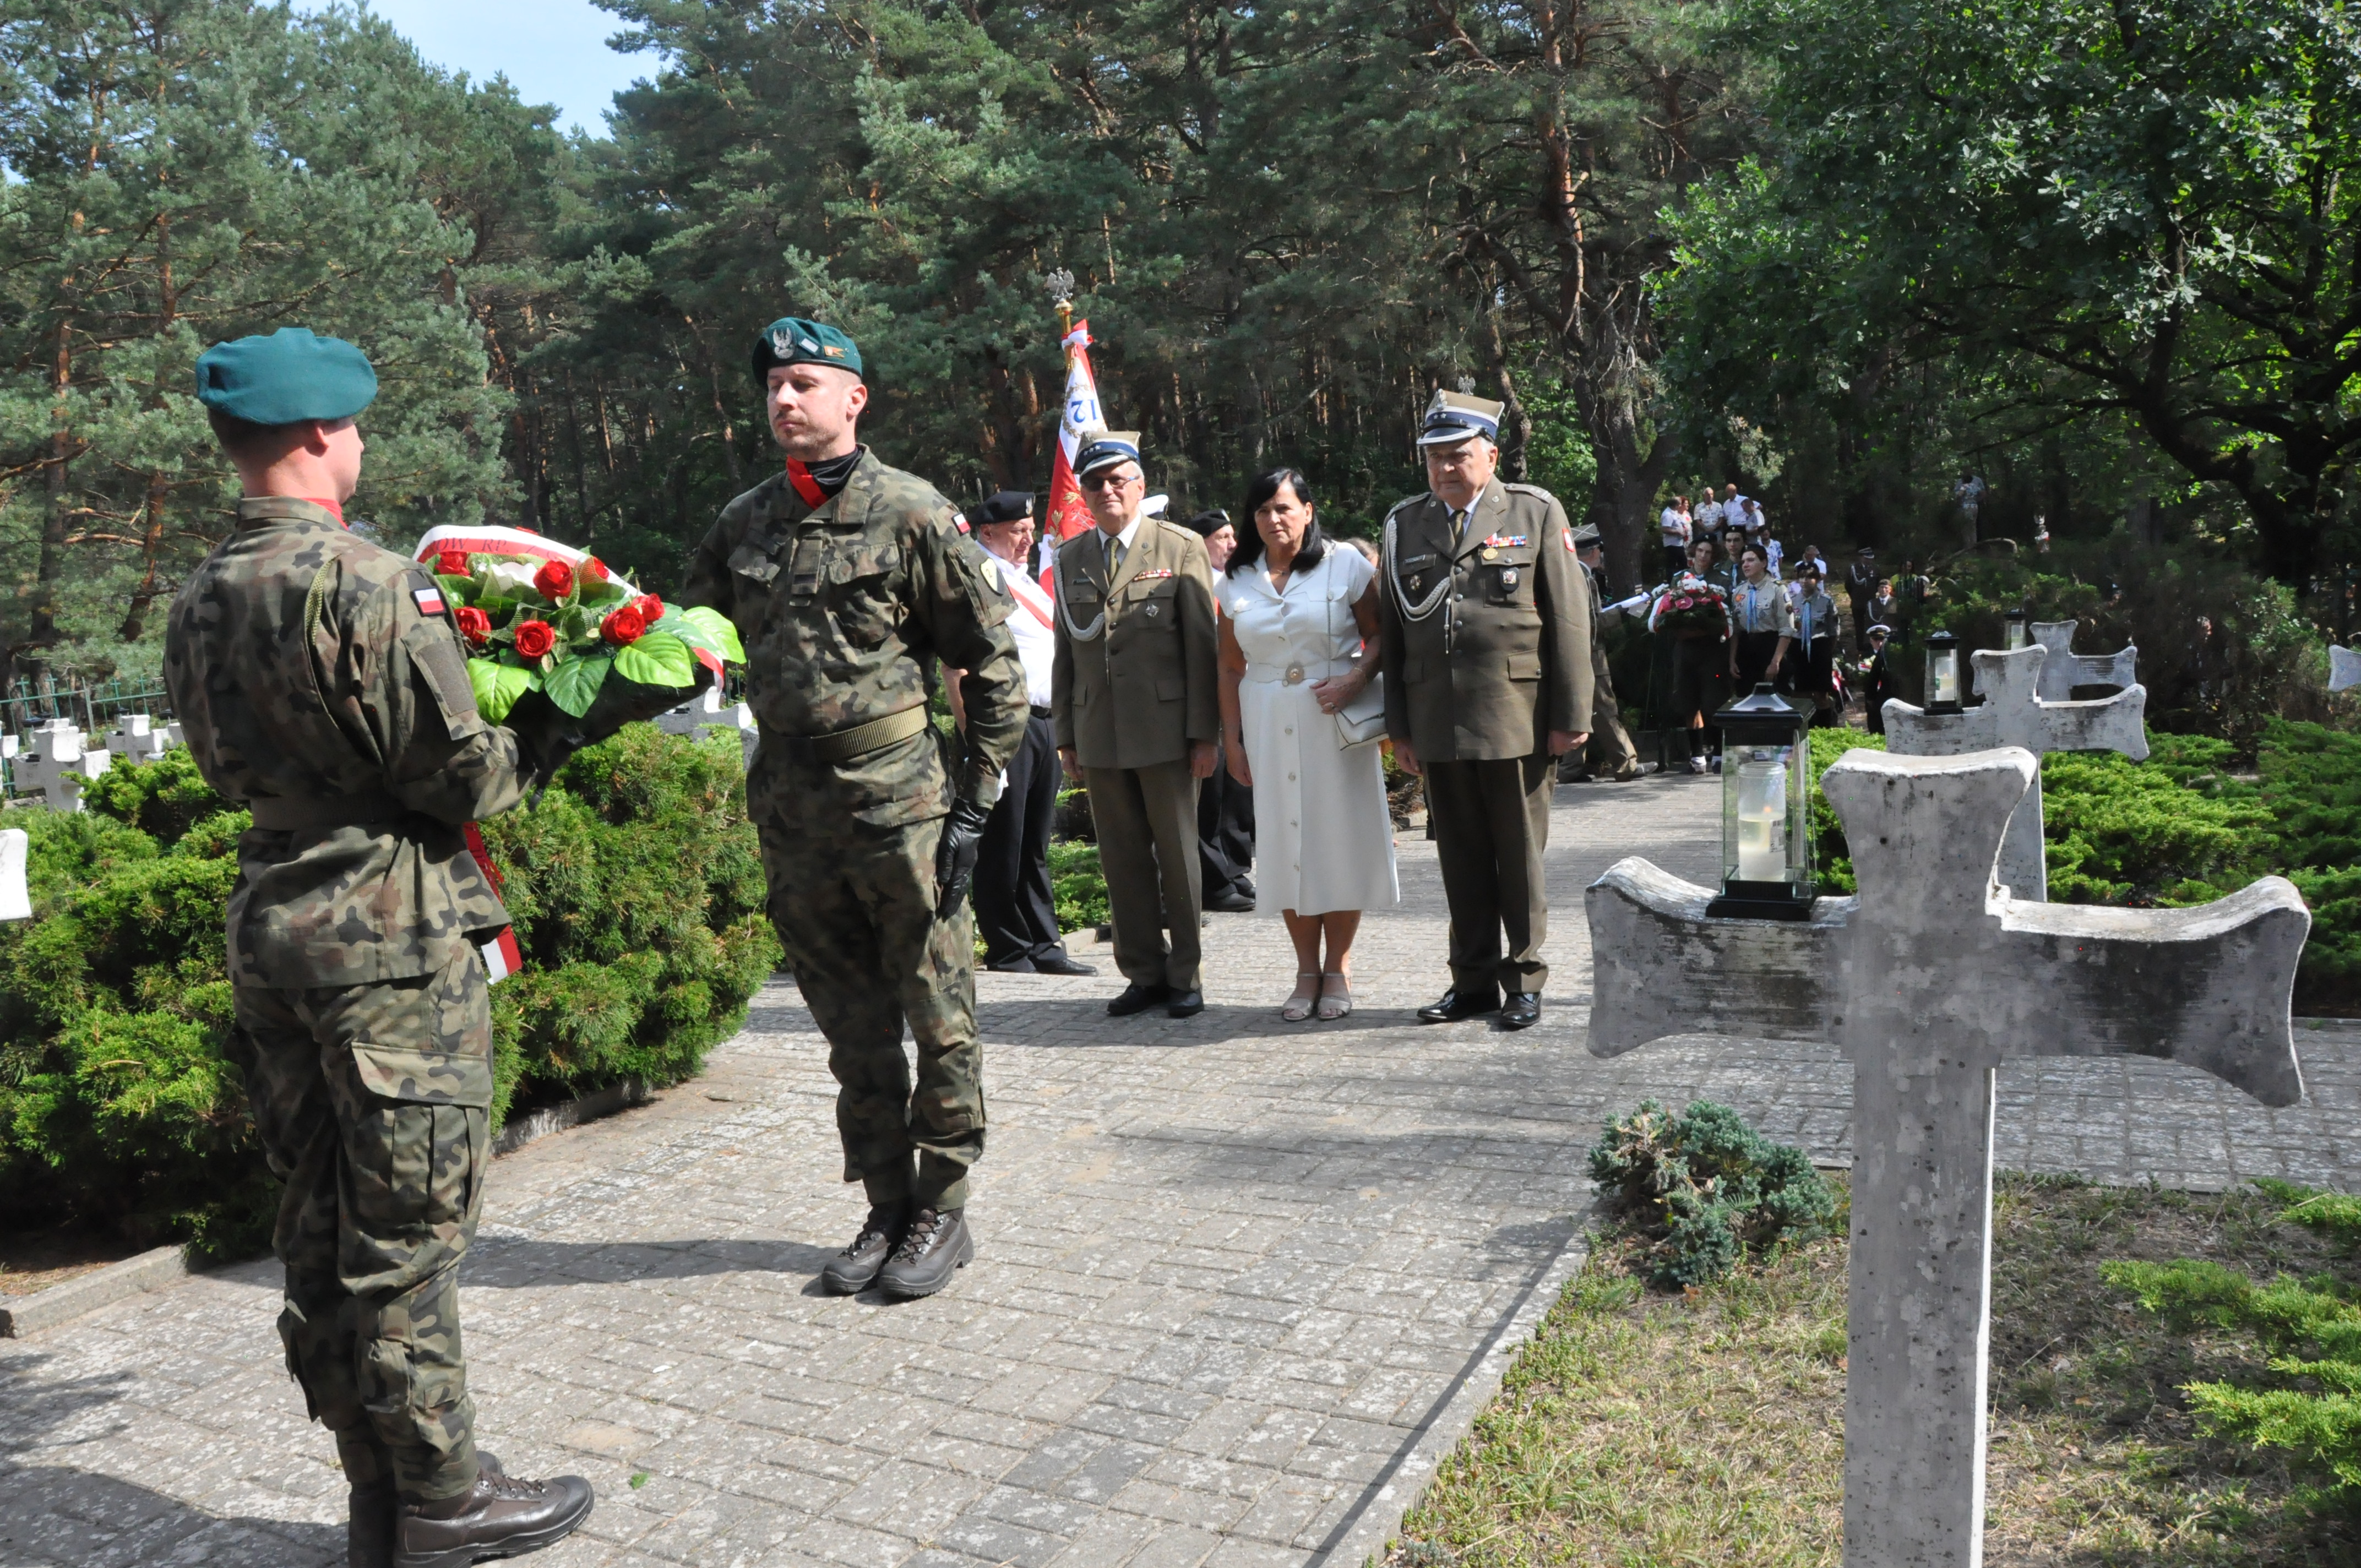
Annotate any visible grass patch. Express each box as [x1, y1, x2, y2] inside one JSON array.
[[1389, 1174, 2361, 1566]]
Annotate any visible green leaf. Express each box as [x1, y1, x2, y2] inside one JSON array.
[[613, 630, 696, 688], [543, 651, 613, 716], [466, 658, 533, 723], [475, 594, 517, 623], [580, 574, 629, 604], [677, 606, 745, 663], [436, 573, 476, 602]]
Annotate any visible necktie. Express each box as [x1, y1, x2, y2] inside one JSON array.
[[1108, 535, 1125, 579], [1453, 508, 1471, 547]]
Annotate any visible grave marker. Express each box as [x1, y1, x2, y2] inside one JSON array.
[[1588, 746, 2307, 1568], [13, 720, 111, 811], [2030, 619, 2135, 703], [657, 687, 760, 770], [104, 712, 173, 764], [0, 827, 26, 921], [1883, 646, 2146, 902], [2332, 645, 2357, 693]]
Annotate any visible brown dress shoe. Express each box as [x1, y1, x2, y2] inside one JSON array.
[[393, 1471, 594, 1568]]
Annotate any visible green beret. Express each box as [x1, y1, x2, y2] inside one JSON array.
[[193, 328, 377, 426], [752, 317, 863, 383]]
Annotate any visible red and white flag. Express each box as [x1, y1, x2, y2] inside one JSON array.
[[1038, 320, 1102, 590]]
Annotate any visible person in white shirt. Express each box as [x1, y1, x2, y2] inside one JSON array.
[[946, 493, 1096, 976], [1658, 494, 1691, 580], [1691, 488, 1724, 544]]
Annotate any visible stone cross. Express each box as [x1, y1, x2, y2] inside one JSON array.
[[13, 720, 111, 811], [2030, 619, 2136, 703], [1587, 746, 2307, 1568], [657, 687, 760, 770], [0, 827, 26, 921], [1883, 646, 2146, 902], [104, 712, 173, 764], [2332, 645, 2358, 693]]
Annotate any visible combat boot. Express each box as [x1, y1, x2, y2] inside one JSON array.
[[393, 1470, 594, 1568], [822, 1203, 910, 1294], [877, 1206, 975, 1298], [349, 1483, 395, 1568]]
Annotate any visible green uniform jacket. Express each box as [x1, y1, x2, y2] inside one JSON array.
[[1048, 519, 1220, 771], [164, 497, 529, 987], [1378, 480, 1593, 761], [679, 449, 1028, 819]]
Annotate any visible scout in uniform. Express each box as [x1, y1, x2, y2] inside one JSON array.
[[1377, 391, 1592, 1030], [1048, 431, 1222, 1019], [1566, 525, 1641, 782], [679, 318, 1029, 1298], [165, 329, 634, 1568]]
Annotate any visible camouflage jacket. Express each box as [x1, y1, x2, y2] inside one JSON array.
[[164, 497, 530, 987], [679, 449, 1028, 824]]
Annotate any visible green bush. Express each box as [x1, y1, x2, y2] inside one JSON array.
[[1587, 1099, 1838, 1288], [0, 729, 777, 1260], [2106, 1179, 2361, 1498], [1048, 840, 1109, 933]]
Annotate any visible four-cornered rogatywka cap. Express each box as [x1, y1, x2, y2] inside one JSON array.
[[194, 328, 378, 425], [1073, 429, 1143, 476], [1417, 389, 1503, 447], [753, 316, 863, 383]]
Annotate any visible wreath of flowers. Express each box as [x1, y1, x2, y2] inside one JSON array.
[[425, 546, 745, 723], [1652, 580, 1731, 635]]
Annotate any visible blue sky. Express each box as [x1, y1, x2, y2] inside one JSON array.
[[353, 0, 665, 136]]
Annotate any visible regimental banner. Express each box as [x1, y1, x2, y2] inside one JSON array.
[[1044, 318, 1101, 555]]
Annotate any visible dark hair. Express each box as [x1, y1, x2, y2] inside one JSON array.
[[206, 407, 301, 460], [1687, 536, 1717, 562], [1226, 468, 1328, 578], [1740, 543, 1770, 570]]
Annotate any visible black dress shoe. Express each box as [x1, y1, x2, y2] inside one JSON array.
[[1416, 988, 1500, 1023], [820, 1204, 908, 1294], [1032, 951, 1098, 977], [1205, 889, 1256, 913], [1500, 992, 1542, 1029], [877, 1207, 975, 1299], [985, 955, 1038, 973], [394, 1471, 594, 1568], [1108, 982, 1171, 1016], [1167, 989, 1204, 1018]]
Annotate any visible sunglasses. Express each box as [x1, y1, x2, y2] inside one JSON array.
[[1080, 471, 1139, 491]]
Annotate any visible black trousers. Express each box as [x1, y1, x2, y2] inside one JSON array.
[[1196, 742, 1256, 902], [1733, 630, 1785, 693], [973, 714, 1067, 966], [1669, 635, 1727, 760]]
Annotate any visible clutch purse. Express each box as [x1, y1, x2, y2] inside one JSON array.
[[1334, 671, 1386, 748]]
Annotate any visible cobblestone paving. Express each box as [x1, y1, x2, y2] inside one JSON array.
[[5, 772, 2356, 1567]]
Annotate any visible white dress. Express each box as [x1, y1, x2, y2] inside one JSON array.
[[1223, 547, 1401, 917]]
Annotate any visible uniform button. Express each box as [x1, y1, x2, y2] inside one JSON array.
[[1288, 772, 1296, 781], [1285, 726, 1293, 735]]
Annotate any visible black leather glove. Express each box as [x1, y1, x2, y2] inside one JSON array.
[[933, 794, 995, 919]]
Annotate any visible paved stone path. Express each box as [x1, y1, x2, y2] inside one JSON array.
[[6, 773, 2356, 1568]]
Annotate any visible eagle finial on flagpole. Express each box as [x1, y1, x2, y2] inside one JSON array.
[[1046, 269, 1076, 361]]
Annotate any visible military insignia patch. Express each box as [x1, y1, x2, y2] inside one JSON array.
[[1563, 529, 1577, 552], [412, 586, 446, 616], [769, 328, 795, 357], [824, 345, 847, 358]]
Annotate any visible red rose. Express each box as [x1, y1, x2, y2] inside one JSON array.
[[1674, 596, 1693, 610], [532, 558, 574, 600], [601, 605, 648, 647], [436, 549, 471, 578], [513, 619, 556, 659], [454, 606, 492, 645], [581, 556, 610, 584], [632, 593, 663, 622]]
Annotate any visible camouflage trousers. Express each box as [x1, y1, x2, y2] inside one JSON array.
[[752, 763, 984, 1212], [232, 951, 491, 1502]]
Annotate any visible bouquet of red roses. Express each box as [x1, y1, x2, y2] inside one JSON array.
[[412, 526, 743, 723], [1651, 579, 1729, 636]]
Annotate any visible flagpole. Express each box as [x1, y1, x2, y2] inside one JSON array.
[[1048, 268, 1075, 367]]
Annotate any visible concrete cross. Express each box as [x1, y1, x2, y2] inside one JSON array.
[[2332, 645, 2358, 693], [104, 712, 173, 764], [657, 687, 760, 770], [1883, 646, 2147, 902], [13, 720, 111, 811], [0, 827, 26, 921], [2030, 619, 2135, 703], [1587, 746, 2308, 1568]]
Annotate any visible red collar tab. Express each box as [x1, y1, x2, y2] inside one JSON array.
[[784, 461, 828, 509], [304, 497, 347, 527]]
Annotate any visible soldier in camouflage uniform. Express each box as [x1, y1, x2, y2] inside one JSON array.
[[164, 328, 664, 1568], [679, 317, 1027, 1299]]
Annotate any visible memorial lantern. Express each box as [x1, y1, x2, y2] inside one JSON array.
[[1705, 683, 1814, 921], [2003, 608, 2030, 651], [1923, 630, 1965, 715]]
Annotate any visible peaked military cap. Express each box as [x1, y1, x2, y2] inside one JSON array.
[[194, 328, 377, 426], [1571, 524, 1603, 547], [752, 316, 863, 383], [1073, 429, 1143, 476], [964, 491, 1036, 528], [1418, 389, 1504, 447]]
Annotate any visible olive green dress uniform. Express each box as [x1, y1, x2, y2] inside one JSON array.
[[1378, 477, 1592, 996], [680, 448, 1027, 1213], [1579, 554, 1640, 780], [1049, 516, 1221, 992], [167, 489, 535, 1507]]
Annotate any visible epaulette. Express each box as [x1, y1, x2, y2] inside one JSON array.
[[1500, 481, 1555, 499]]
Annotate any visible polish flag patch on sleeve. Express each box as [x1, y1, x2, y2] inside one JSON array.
[[412, 585, 447, 616], [480, 928, 523, 984]]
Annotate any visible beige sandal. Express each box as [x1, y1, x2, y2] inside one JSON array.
[[1281, 972, 1319, 1022], [1317, 972, 1353, 1021]]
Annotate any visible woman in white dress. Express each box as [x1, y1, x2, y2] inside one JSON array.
[[1216, 470, 1401, 1021]]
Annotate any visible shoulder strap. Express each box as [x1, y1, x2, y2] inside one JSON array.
[[302, 556, 340, 714]]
